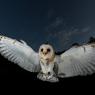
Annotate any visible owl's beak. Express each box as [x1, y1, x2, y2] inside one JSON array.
[[43, 51, 48, 55]]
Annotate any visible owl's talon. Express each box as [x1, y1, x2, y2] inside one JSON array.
[[37, 72, 47, 81]]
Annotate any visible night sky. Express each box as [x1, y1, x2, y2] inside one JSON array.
[[0, 0, 95, 52]]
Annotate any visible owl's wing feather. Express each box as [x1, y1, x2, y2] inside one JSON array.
[[0, 35, 40, 72], [57, 43, 95, 77]]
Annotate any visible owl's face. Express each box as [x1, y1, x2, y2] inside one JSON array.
[[39, 44, 55, 62]]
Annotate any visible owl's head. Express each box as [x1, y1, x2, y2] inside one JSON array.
[[39, 44, 55, 62]]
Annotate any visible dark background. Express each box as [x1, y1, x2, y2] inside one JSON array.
[[0, 0, 95, 90]]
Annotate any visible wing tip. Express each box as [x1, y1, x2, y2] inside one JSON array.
[[0, 35, 6, 41]]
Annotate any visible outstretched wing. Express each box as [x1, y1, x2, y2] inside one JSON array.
[[57, 43, 95, 77], [0, 35, 40, 72]]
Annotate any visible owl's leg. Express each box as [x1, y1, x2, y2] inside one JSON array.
[[37, 61, 49, 81], [46, 63, 59, 82]]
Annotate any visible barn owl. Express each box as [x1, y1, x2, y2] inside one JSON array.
[[0, 35, 95, 82]]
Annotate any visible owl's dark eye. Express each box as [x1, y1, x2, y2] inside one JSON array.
[[41, 48, 43, 52], [47, 48, 51, 52]]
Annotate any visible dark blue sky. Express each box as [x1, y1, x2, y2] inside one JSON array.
[[0, 0, 95, 51]]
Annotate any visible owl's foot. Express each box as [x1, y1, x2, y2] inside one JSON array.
[[46, 75, 59, 83], [37, 72, 59, 82], [37, 72, 47, 81]]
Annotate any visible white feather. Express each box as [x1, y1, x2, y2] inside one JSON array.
[[57, 44, 95, 77], [0, 35, 40, 72]]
